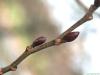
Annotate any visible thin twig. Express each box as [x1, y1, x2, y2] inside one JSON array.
[[76, 0, 100, 17], [0, 0, 100, 74]]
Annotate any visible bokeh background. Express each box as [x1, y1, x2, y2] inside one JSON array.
[[0, 0, 100, 75]]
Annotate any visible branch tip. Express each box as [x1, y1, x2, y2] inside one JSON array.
[[94, 0, 100, 7]]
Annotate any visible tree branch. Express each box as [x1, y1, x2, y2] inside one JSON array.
[[0, 0, 100, 74], [76, 0, 100, 17]]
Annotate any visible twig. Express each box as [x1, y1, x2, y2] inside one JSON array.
[[0, 0, 100, 74], [76, 0, 100, 17]]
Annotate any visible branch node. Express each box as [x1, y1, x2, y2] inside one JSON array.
[[88, 16, 93, 20], [10, 66, 17, 71], [55, 38, 62, 45], [26, 46, 32, 52], [84, 14, 93, 21]]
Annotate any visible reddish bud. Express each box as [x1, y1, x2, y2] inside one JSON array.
[[62, 31, 79, 42], [0, 68, 3, 75], [32, 36, 46, 47], [94, 0, 100, 7]]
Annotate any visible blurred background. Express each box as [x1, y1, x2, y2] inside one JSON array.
[[0, 0, 100, 75]]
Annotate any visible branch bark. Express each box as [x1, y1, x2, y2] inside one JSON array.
[[76, 0, 100, 17], [0, 0, 100, 74]]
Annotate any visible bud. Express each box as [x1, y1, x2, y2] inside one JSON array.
[[62, 31, 79, 42], [32, 36, 46, 47], [94, 0, 100, 7], [0, 68, 3, 75]]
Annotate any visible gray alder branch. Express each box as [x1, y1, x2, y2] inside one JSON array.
[[0, 0, 100, 74], [76, 0, 100, 17]]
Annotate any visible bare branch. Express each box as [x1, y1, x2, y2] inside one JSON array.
[[76, 0, 100, 17], [0, 0, 100, 74]]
